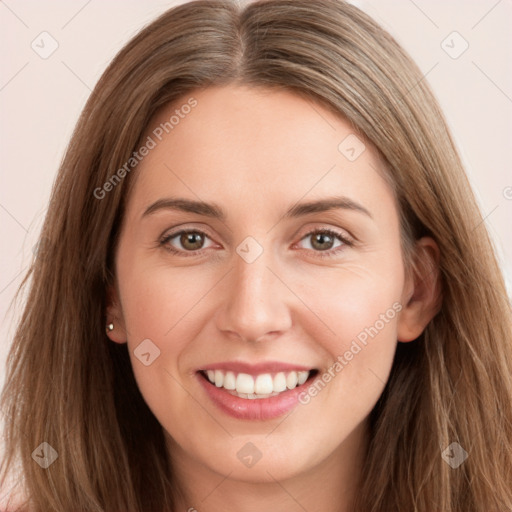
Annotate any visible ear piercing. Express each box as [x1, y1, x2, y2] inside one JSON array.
[[106, 322, 114, 334]]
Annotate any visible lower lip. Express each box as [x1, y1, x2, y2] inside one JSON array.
[[197, 372, 314, 420]]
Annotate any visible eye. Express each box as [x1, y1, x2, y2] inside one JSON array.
[[296, 228, 353, 258], [159, 227, 353, 259], [160, 229, 215, 255]]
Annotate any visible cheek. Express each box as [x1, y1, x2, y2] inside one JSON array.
[[118, 261, 210, 341], [115, 261, 202, 393], [116, 266, 210, 434], [291, 258, 404, 349], [289, 259, 403, 411]]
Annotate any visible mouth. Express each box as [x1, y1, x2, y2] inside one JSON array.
[[198, 368, 318, 399], [196, 364, 319, 420]]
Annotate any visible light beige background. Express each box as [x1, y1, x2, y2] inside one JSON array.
[[1, 0, 511, 394]]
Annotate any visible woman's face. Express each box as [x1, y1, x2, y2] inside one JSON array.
[[109, 85, 414, 485]]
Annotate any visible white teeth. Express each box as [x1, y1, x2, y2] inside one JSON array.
[[204, 369, 312, 398], [236, 373, 254, 394], [273, 372, 287, 392], [214, 369, 224, 387], [297, 371, 309, 385], [223, 371, 236, 390], [286, 371, 298, 389], [254, 374, 274, 394]]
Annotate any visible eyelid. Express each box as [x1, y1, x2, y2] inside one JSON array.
[[160, 223, 218, 242], [159, 226, 218, 256], [291, 227, 354, 260], [295, 224, 354, 244], [159, 224, 354, 258]]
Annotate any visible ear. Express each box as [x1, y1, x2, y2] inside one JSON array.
[[397, 237, 442, 343], [105, 284, 128, 344]]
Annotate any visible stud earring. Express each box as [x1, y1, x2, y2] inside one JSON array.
[[106, 322, 114, 334]]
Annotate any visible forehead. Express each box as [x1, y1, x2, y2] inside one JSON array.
[[128, 85, 395, 221]]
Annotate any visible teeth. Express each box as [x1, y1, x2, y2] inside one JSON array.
[[273, 372, 287, 392], [297, 371, 309, 385], [236, 373, 254, 394], [223, 371, 236, 390], [254, 374, 273, 394], [286, 371, 298, 389], [203, 369, 311, 398], [214, 369, 224, 387]]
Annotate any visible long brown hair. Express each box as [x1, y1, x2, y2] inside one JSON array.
[[2, 1, 511, 510]]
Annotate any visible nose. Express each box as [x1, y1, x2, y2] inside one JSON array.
[[215, 247, 293, 343]]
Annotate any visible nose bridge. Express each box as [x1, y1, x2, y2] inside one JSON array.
[[216, 243, 292, 342]]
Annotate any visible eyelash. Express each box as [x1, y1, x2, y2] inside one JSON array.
[[159, 228, 354, 259]]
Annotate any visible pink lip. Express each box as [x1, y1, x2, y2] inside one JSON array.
[[196, 368, 317, 421], [199, 360, 313, 376]]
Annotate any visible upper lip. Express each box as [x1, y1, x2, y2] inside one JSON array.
[[199, 361, 316, 375]]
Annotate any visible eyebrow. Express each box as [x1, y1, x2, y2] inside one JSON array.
[[142, 196, 373, 220]]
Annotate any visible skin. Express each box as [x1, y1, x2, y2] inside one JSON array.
[[107, 85, 440, 512]]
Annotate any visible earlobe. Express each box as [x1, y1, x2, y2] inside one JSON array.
[[397, 237, 442, 343], [105, 284, 128, 344]]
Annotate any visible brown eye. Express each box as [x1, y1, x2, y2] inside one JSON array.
[[310, 232, 335, 251], [161, 230, 215, 254], [179, 231, 205, 250], [296, 228, 353, 259]]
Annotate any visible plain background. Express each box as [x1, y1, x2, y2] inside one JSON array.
[[1, 0, 511, 401]]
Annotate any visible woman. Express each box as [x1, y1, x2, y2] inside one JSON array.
[[1, 0, 511, 510]]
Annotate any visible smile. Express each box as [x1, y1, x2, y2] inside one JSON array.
[[196, 362, 319, 420], [202, 369, 311, 398]]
